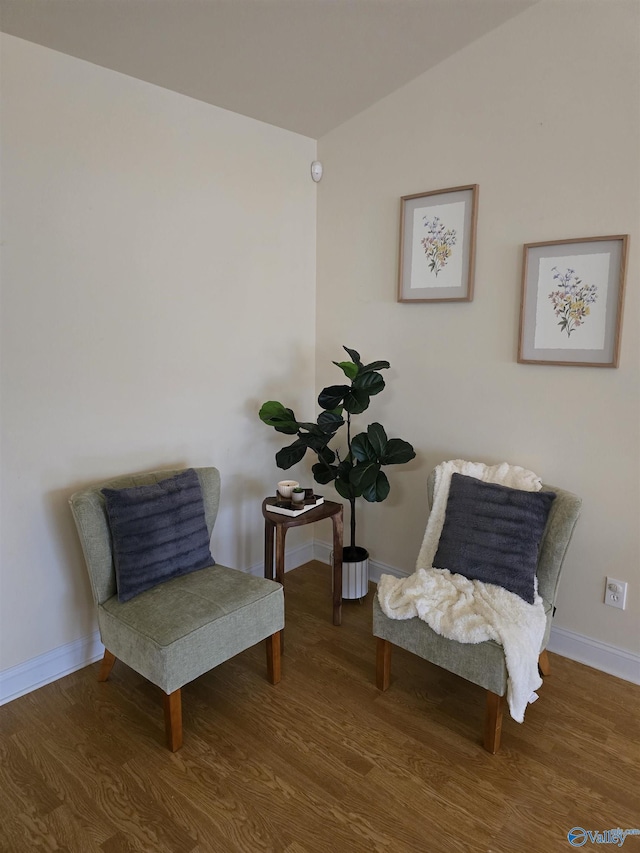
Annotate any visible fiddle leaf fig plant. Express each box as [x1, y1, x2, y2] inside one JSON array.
[[259, 346, 415, 559]]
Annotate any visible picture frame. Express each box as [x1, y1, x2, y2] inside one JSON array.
[[518, 235, 629, 367], [398, 184, 478, 302]]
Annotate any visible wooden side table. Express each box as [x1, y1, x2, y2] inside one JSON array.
[[262, 498, 344, 628]]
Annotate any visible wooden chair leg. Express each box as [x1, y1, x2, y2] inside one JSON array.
[[376, 638, 392, 691], [483, 691, 504, 754], [163, 689, 183, 752], [538, 649, 551, 677], [97, 649, 116, 682], [266, 631, 281, 685]]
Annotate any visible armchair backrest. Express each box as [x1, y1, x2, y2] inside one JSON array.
[[70, 467, 221, 605], [534, 483, 581, 606], [426, 470, 581, 608]]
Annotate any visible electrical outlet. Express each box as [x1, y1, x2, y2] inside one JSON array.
[[604, 577, 628, 610]]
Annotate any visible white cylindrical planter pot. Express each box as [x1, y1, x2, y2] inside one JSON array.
[[332, 547, 369, 600]]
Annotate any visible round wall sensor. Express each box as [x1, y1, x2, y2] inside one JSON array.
[[310, 161, 323, 182]]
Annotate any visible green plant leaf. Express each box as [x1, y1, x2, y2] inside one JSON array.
[[359, 360, 390, 375], [342, 388, 371, 414], [259, 401, 298, 435], [337, 458, 353, 478], [362, 470, 390, 502], [350, 460, 380, 492], [366, 422, 388, 458], [299, 431, 333, 452], [335, 476, 361, 500], [333, 360, 359, 381], [312, 462, 338, 484], [317, 411, 344, 434], [353, 371, 385, 396], [335, 459, 362, 497], [351, 433, 376, 462], [381, 438, 416, 466], [318, 384, 350, 411], [342, 346, 361, 365], [317, 445, 336, 465], [351, 424, 388, 462], [275, 439, 307, 469]]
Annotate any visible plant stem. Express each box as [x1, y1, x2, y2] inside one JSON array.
[[349, 497, 356, 552], [346, 411, 356, 551]]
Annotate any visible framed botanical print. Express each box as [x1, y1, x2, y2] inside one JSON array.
[[518, 235, 629, 367], [398, 184, 478, 302]]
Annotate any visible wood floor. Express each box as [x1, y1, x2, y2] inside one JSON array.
[[1, 561, 638, 853]]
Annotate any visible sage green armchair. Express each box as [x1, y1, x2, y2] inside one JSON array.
[[373, 468, 581, 753], [70, 466, 284, 751]]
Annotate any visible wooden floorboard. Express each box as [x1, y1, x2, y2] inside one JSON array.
[[1, 560, 638, 853]]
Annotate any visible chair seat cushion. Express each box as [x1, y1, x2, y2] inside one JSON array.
[[98, 564, 284, 694], [433, 474, 556, 604], [102, 468, 214, 602]]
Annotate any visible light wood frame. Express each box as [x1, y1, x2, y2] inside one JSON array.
[[518, 234, 629, 367], [398, 184, 478, 303]]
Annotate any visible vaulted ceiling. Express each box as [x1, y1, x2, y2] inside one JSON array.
[[0, 0, 537, 138]]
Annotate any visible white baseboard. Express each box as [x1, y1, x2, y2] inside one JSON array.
[[312, 539, 411, 583], [0, 630, 104, 706], [246, 541, 314, 578], [546, 626, 640, 684], [3, 541, 637, 705], [314, 539, 640, 686]]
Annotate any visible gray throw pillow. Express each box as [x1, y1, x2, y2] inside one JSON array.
[[433, 474, 556, 604], [102, 468, 214, 602]]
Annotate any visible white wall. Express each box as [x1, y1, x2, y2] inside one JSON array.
[[0, 34, 317, 672], [316, 1, 640, 655]]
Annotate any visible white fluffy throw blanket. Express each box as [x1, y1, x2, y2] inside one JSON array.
[[377, 460, 547, 723]]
